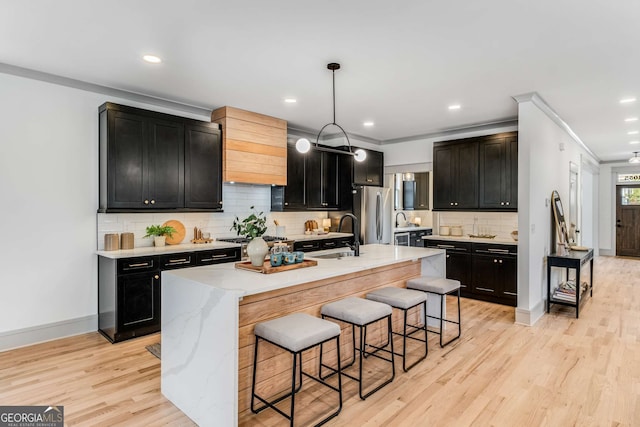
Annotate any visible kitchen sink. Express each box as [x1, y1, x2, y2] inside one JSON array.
[[313, 250, 357, 259]]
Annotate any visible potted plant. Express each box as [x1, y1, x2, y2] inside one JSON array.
[[144, 224, 177, 247], [231, 207, 269, 266]]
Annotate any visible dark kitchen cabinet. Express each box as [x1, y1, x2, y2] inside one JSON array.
[[414, 172, 430, 210], [293, 236, 354, 253], [272, 143, 307, 211], [433, 132, 518, 212], [184, 122, 223, 210], [409, 229, 432, 247], [479, 133, 518, 210], [98, 247, 240, 343], [307, 150, 340, 210], [352, 148, 383, 187], [99, 102, 222, 213], [424, 240, 473, 296], [472, 243, 517, 306], [433, 139, 479, 210], [424, 239, 517, 305]]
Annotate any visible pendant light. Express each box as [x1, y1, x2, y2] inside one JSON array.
[[295, 63, 366, 162], [630, 152, 640, 164]]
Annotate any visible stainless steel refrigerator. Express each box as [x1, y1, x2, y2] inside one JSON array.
[[353, 186, 392, 244]]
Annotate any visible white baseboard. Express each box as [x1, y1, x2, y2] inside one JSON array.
[[599, 248, 614, 256], [515, 300, 546, 326], [0, 315, 98, 352]]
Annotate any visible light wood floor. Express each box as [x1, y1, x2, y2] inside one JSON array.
[[1, 255, 639, 426]]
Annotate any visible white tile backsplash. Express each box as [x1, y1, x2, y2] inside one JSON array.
[[437, 211, 518, 240], [97, 183, 330, 250]]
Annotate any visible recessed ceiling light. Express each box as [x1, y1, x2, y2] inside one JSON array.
[[448, 104, 461, 110], [363, 121, 374, 127], [630, 140, 640, 145], [143, 54, 162, 64], [625, 117, 638, 122], [284, 98, 297, 104], [628, 130, 639, 135], [620, 97, 637, 104]]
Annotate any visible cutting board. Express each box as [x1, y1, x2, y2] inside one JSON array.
[[162, 220, 186, 245]]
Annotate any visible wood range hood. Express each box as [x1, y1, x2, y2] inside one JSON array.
[[211, 106, 287, 186]]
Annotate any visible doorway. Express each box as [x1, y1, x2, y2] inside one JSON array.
[[616, 185, 640, 257]]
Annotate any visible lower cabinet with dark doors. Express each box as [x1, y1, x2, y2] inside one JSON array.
[[98, 247, 241, 343], [410, 229, 432, 247], [293, 236, 354, 253], [424, 239, 517, 306]]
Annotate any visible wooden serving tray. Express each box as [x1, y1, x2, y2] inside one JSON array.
[[235, 259, 318, 274]]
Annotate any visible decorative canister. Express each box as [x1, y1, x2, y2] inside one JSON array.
[[120, 232, 134, 250], [450, 225, 463, 236], [104, 233, 119, 251]]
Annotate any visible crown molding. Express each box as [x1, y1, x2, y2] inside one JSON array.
[[513, 91, 600, 163], [382, 119, 518, 145], [0, 62, 213, 117]]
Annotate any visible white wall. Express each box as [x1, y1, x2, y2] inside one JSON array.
[[0, 72, 214, 347], [516, 98, 599, 325]]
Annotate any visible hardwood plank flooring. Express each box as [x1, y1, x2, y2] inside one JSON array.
[[1, 256, 639, 426]]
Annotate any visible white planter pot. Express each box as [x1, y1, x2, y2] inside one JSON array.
[[246, 236, 269, 267], [154, 236, 167, 247]]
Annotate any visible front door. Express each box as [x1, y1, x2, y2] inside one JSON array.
[[616, 185, 640, 257]]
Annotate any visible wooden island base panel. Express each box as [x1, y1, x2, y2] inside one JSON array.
[[237, 259, 422, 415], [160, 244, 446, 426]]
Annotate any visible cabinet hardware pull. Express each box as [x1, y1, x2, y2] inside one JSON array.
[[446, 255, 450, 258], [494, 259, 498, 263], [325, 242, 336, 246], [144, 200, 149, 205], [450, 202, 454, 206], [499, 260, 503, 264], [211, 254, 228, 258], [504, 292, 517, 296], [454, 202, 458, 206], [150, 199, 155, 204], [219, 201, 223, 205], [500, 202, 505, 206], [302, 244, 314, 248], [154, 275, 159, 279], [436, 244, 456, 249], [168, 258, 189, 263], [488, 248, 510, 253], [476, 287, 494, 292], [129, 262, 151, 267], [506, 202, 510, 205], [201, 258, 213, 262], [366, 179, 373, 182]]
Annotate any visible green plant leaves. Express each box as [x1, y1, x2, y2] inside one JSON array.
[[231, 206, 267, 239]]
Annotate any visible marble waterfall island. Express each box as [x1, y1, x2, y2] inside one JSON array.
[[161, 244, 446, 426]]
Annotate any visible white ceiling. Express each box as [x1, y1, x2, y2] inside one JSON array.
[[2, 0, 640, 162]]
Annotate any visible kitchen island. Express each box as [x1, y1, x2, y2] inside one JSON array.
[[161, 244, 445, 426]]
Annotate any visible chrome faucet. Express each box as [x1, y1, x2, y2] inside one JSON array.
[[395, 211, 407, 227], [338, 213, 360, 256]]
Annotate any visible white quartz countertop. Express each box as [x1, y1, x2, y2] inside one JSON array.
[[97, 241, 241, 259], [422, 235, 518, 245], [163, 244, 444, 297]]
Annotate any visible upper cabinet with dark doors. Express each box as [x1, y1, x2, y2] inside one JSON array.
[[433, 138, 479, 210], [99, 102, 223, 212], [271, 143, 354, 211], [478, 133, 518, 210], [352, 147, 384, 187], [433, 132, 517, 211]]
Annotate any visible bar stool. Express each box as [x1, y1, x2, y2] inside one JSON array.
[[251, 313, 342, 426], [320, 297, 394, 400], [365, 287, 428, 372], [406, 276, 461, 348]]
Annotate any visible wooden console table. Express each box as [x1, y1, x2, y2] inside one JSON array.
[[546, 249, 594, 318]]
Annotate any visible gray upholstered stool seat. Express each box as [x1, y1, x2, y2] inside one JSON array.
[[406, 276, 461, 294], [366, 287, 429, 371], [321, 297, 392, 326], [254, 312, 340, 352], [320, 297, 395, 400], [406, 276, 462, 348], [251, 313, 342, 425], [366, 287, 427, 309]]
